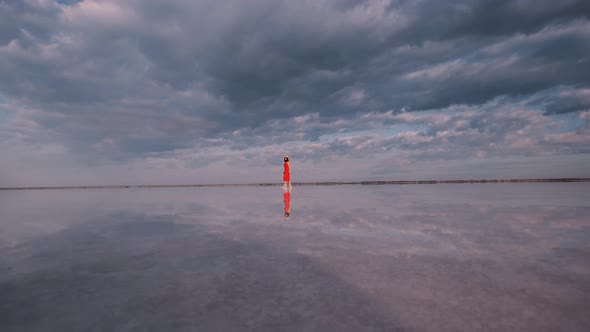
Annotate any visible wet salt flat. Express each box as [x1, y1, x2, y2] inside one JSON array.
[[1, 184, 589, 332]]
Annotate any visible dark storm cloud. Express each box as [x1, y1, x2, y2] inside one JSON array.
[[0, 1, 60, 45], [416, 0, 590, 39], [543, 91, 590, 115], [383, 20, 590, 111], [0, 0, 589, 165], [185, 0, 590, 113]]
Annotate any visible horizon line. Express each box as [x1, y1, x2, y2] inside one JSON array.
[[1, 177, 589, 190]]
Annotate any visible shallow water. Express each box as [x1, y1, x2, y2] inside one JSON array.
[[1, 184, 589, 331]]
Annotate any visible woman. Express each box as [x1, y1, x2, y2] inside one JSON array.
[[283, 155, 291, 189]]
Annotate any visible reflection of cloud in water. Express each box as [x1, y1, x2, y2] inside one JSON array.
[[1, 184, 589, 331], [1, 213, 400, 331]]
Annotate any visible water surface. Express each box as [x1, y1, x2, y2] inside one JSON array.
[[1, 184, 589, 331]]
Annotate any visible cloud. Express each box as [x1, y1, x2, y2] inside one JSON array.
[[418, 0, 590, 38], [542, 89, 590, 114], [1, 0, 590, 185]]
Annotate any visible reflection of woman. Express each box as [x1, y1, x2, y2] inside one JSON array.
[[283, 156, 291, 189], [283, 188, 291, 219]]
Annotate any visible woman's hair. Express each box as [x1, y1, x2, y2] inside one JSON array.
[[284, 156, 289, 162], [284, 212, 290, 218]]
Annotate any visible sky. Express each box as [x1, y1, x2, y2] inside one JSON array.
[[1, 0, 590, 186]]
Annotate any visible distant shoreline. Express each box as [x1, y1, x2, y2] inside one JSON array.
[[1, 178, 589, 190]]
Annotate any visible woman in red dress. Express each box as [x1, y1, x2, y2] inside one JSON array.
[[283, 155, 291, 189]]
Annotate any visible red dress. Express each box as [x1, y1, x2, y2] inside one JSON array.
[[283, 162, 290, 182]]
